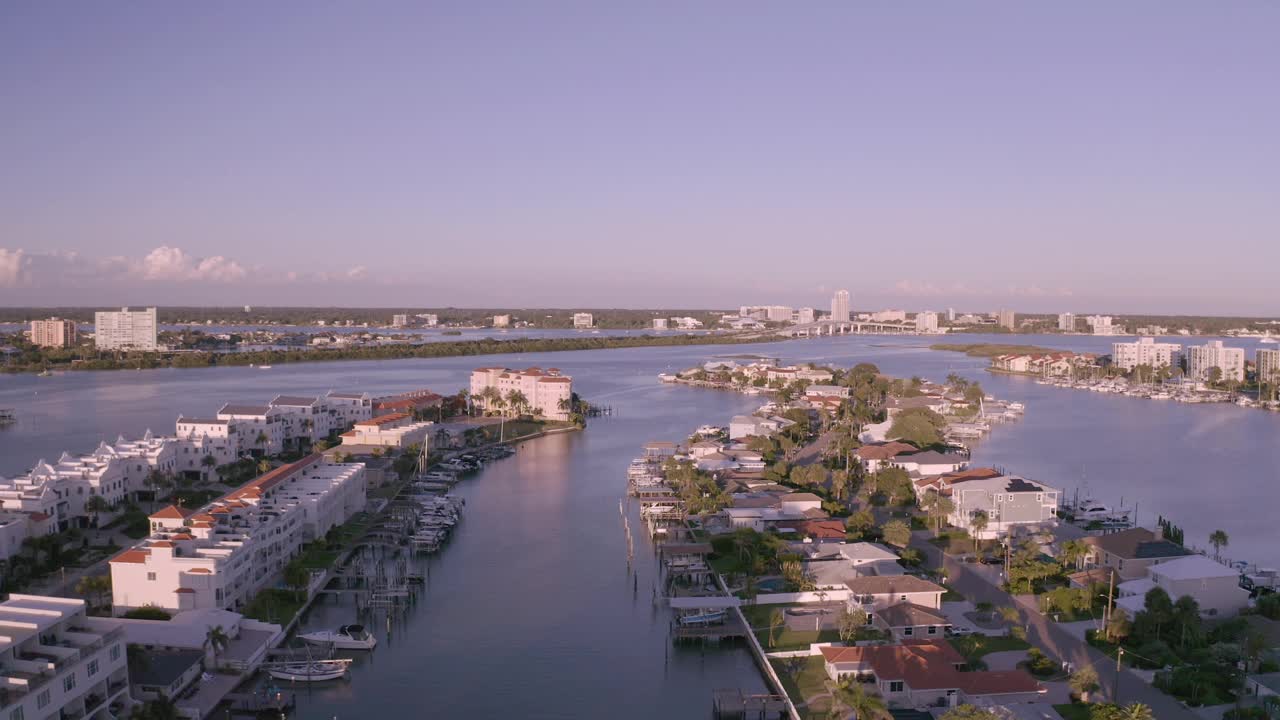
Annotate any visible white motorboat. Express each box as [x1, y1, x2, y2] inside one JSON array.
[[298, 624, 377, 650], [266, 659, 351, 682], [678, 610, 726, 626]]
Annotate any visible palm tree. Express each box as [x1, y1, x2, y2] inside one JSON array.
[[1069, 666, 1099, 702], [829, 677, 890, 720], [254, 430, 269, 453], [257, 458, 273, 475], [143, 470, 172, 510], [1209, 529, 1229, 561], [505, 389, 529, 418], [998, 606, 1023, 639], [768, 608, 785, 648], [84, 495, 111, 528], [204, 624, 230, 663], [1059, 539, 1090, 570], [1118, 703, 1154, 720], [969, 511, 989, 554]]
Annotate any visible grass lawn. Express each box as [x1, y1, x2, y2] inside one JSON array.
[[770, 656, 832, 720], [742, 604, 842, 651], [949, 634, 1031, 661], [242, 588, 305, 625], [942, 588, 966, 602]]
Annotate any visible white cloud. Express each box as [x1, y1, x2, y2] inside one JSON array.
[[139, 246, 247, 283], [346, 266, 368, 280], [193, 255, 247, 282], [0, 248, 31, 287]]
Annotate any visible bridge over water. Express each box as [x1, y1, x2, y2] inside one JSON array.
[[777, 319, 918, 337]]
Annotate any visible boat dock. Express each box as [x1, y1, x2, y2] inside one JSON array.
[[670, 613, 749, 643], [712, 689, 790, 719]]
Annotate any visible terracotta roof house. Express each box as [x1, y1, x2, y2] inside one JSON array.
[[819, 640, 1043, 706]]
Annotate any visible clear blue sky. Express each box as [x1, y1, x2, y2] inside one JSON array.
[[2, 2, 1277, 314]]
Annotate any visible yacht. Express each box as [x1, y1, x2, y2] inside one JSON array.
[[298, 624, 377, 650], [266, 659, 351, 682]]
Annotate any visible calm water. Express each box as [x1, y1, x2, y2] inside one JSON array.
[[1, 334, 1278, 717]]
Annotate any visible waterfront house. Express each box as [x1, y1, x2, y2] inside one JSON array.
[[887, 450, 969, 477], [855, 441, 920, 472], [1081, 527, 1192, 580], [729, 415, 783, 440], [872, 602, 952, 640], [469, 367, 574, 421], [883, 395, 951, 418], [845, 575, 946, 612], [818, 641, 1043, 707], [1114, 555, 1250, 617], [804, 385, 850, 399], [642, 441, 678, 459], [0, 595, 130, 720], [917, 470, 1060, 539]]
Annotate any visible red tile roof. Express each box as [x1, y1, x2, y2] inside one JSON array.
[[227, 453, 322, 500], [111, 549, 151, 564], [150, 505, 197, 520], [820, 641, 1041, 696], [355, 412, 411, 427]]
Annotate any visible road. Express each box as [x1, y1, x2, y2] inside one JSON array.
[[910, 531, 1200, 720]]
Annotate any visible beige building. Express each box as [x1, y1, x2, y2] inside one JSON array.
[[572, 312, 593, 328], [492, 314, 511, 328], [94, 307, 158, 351], [470, 367, 573, 420], [1258, 348, 1280, 386], [340, 412, 433, 449], [31, 317, 79, 347], [1186, 340, 1246, 382]]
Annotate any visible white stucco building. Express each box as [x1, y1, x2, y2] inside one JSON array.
[[572, 312, 593, 328], [1185, 340, 1246, 382], [0, 595, 130, 720], [110, 454, 366, 613], [1111, 337, 1182, 371], [341, 413, 433, 449], [469, 367, 573, 421], [94, 307, 158, 351]]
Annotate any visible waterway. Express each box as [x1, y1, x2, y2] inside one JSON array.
[[1, 333, 1277, 717]]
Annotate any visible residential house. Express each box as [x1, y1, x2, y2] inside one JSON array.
[[1115, 555, 1249, 617], [819, 641, 1043, 707], [1081, 527, 1192, 580], [873, 602, 952, 640], [845, 575, 946, 612]]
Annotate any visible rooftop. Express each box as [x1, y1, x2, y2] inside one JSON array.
[[1083, 528, 1192, 560], [845, 576, 945, 595], [1150, 554, 1239, 581]]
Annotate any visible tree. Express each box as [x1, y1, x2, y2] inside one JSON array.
[[204, 624, 230, 661], [254, 430, 269, 452], [1137, 587, 1174, 642], [768, 608, 785, 648], [998, 606, 1023, 638], [969, 511, 989, 554], [881, 519, 911, 547], [1106, 607, 1132, 643], [845, 509, 875, 539], [829, 677, 890, 720], [837, 606, 868, 643], [830, 470, 850, 503], [256, 458, 272, 475], [1209, 529, 1229, 561], [143, 470, 173, 510], [84, 494, 111, 528], [283, 563, 311, 601], [1117, 703, 1154, 720], [200, 454, 218, 481], [887, 408, 946, 447], [76, 574, 112, 612], [940, 706, 999, 720], [505, 389, 529, 417], [1069, 665, 1100, 702], [1058, 539, 1089, 570]]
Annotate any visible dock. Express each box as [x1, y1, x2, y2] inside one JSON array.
[[670, 613, 749, 643], [712, 689, 790, 719]]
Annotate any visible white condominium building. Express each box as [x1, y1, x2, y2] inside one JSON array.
[[1057, 313, 1076, 332], [325, 391, 374, 427], [493, 314, 511, 328], [1258, 349, 1280, 385], [1185, 341, 1246, 382], [872, 309, 907, 323], [340, 412, 434, 449], [652, 318, 668, 330], [110, 454, 366, 613], [915, 312, 938, 333], [1087, 315, 1122, 336], [470, 367, 573, 421], [0, 595, 130, 720], [572, 312, 593, 328], [1111, 337, 1182, 371], [794, 307, 816, 324], [93, 307, 158, 351], [831, 290, 850, 323], [217, 403, 286, 456], [31, 317, 79, 348]]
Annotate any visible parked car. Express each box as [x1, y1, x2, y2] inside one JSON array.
[[947, 625, 977, 637]]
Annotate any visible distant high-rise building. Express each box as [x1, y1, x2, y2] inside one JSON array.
[[417, 313, 439, 326], [870, 309, 907, 323], [31, 317, 79, 348], [94, 307, 157, 351], [392, 314, 409, 327], [652, 318, 668, 330], [831, 290, 850, 323], [573, 312, 594, 328], [1057, 313, 1076, 332], [1186, 341, 1246, 382], [1111, 337, 1182, 371], [1257, 349, 1280, 385], [493, 314, 511, 328], [997, 309, 1016, 331], [244, 305, 252, 313], [946, 308, 956, 322], [915, 312, 938, 333], [1086, 315, 1122, 336], [794, 307, 816, 324]]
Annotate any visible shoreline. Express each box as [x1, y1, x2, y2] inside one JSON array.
[[6, 332, 782, 375]]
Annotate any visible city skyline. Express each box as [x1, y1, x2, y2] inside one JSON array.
[[2, 3, 1278, 313]]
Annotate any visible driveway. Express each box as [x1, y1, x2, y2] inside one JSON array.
[[910, 531, 1201, 720]]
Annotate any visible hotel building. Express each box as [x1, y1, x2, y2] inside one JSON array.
[[30, 318, 79, 348], [470, 367, 573, 421], [93, 307, 158, 351]]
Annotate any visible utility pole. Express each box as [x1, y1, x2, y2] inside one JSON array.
[[1113, 647, 1125, 704], [1105, 570, 1116, 640]]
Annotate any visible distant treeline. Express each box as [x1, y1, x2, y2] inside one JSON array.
[[2, 332, 775, 374], [0, 306, 731, 329], [930, 343, 1071, 358]]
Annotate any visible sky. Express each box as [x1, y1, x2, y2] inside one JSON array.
[[1, 2, 1277, 314]]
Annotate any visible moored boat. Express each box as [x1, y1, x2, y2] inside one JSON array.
[[266, 659, 351, 682], [298, 625, 377, 650]]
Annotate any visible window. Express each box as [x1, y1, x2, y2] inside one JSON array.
[[903, 627, 913, 636], [147, 572, 157, 581], [37, 689, 50, 709], [888, 681, 904, 693], [87, 659, 99, 677], [63, 673, 76, 692], [110, 644, 121, 662], [927, 626, 938, 635], [10, 707, 23, 720]]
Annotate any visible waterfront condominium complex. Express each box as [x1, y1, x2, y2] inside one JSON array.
[[470, 366, 574, 421], [997, 309, 1016, 331], [1111, 337, 1182, 371], [94, 306, 158, 351], [914, 311, 938, 333], [1087, 315, 1122, 336], [1057, 313, 1076, 332], [1258, 348, 1280, 385], [30, 317, 79, 347], [0, 595, 130, 720], [831, 290, 850, 322], [110, 454, 366, 613], [1185, 340, 1246, 382], [572, 312, 593, 328]]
